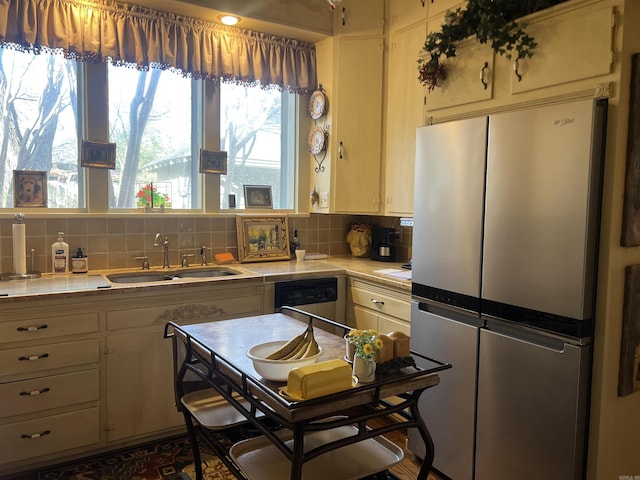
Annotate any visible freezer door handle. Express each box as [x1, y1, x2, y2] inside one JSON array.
[[484, 318, 588, 351]]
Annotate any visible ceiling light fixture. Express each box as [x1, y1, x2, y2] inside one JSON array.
[[218, 14, 240, 26]]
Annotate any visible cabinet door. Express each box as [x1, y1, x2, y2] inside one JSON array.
[[509, 4, 614, 94], [333, 0, 384, 36], [105, 331, 183, 441], [352, 305, 378, 331], [389, 0, 428, 34], [332, 36, 384, 213], [385, 22, 427, 216], [428, 0, 466, 19], [378, 313, 410, 336]]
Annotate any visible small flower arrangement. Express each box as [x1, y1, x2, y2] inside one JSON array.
[[347, 329, 384, 360], [136, 183, 171, 208]]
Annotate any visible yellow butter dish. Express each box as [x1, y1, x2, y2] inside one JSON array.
[[283, 359, 353, 400]]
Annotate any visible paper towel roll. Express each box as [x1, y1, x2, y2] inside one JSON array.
[[13, 223, 27, 275]]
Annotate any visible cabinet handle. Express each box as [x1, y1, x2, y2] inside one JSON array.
[[371, 299, 385, 306], [20, 430, 51, 440], [20, 387, 50, 396], [480, 62, 489, 90], [341, 7, 345, 26], [513, 58, 522, 82], [18, 353, 49, 361], [16, 324, 48, 332], [339, 141, 344, 159]]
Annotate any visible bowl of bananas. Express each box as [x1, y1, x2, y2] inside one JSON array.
[[247, 325, 323, 381]]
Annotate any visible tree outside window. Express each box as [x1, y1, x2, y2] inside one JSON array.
[[108, 65, 197, 209], [0, 49, 80, 208], [220, 83, 294, 210]]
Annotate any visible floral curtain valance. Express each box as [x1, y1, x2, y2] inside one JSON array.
[[0, 0, 317, 93]]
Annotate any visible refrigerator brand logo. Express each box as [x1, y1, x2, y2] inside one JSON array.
[[618, 476, 640, 480], [553, 117, 576, 126]]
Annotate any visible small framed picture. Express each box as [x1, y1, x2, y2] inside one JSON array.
[[236, 214, 291, 263], [81, 140, 116, 169], [14, 170, 47, 208], [244, 185, 273, 209], [199, 149, 228, 174]]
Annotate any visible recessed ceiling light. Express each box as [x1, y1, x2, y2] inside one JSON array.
[[218, 14, 240, 26]]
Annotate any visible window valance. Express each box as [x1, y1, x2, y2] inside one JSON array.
[[0, 0, 317, 93]]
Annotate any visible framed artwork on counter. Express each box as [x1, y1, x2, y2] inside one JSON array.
[[236, 214, 290, 263]]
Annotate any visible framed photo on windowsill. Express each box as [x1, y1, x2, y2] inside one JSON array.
[[14, 170, 47, 208], [199, 149, 228, 174], [236, 214, 291, 263], [81, 140, 116, 169], [244, 185, 273, 209]]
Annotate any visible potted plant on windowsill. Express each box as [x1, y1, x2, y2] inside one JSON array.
[[136, 182, 171, 211]]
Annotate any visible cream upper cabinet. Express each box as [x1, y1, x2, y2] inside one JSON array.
[[314, 35, 384, 214], [389, 0, 428, 34], [428, 0, 466, 19], [508, 2, 614, 94], [424, 0, 616, 115], [333, 0, 384, 36], [424, 8, 495, 112], [384, 21, 427, 216]]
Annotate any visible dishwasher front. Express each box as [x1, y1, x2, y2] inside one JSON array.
[[264, 276, 346, 332]]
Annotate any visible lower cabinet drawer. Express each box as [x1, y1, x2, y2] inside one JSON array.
[[0, 369, 99, 418], [0, 339, 99, 378], [0, 407, 99, 462], [350, 286, 410, 321]]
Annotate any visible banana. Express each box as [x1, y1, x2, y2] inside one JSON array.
[[266, 325, 319, 360], [266, 329, 307, 360], [302, 330, 320, 358], [282, 333, 311, 360]]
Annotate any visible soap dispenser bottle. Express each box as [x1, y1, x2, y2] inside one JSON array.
[[51, 232, 69, 273]]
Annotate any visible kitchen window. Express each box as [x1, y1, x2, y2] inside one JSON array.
[[220, 82, 295, 210], [108, 65, 201, 210], [0, 48, 82, 209]]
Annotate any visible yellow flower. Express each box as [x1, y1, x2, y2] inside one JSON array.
[[374, 338, 384, 349], [363, 343, 374, 356]]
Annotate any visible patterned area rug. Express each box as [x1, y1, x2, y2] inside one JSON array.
[[37, 433, 235, 480], [35, 428, 403, 480]]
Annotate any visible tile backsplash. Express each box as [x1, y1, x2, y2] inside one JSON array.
[[0, 214, 412, 274]]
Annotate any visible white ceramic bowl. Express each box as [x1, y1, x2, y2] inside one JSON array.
[[247, 341, 323, 382]]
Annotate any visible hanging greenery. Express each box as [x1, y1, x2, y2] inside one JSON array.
[[418, 0, 567, 92]]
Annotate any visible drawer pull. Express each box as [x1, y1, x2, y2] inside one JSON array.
[[18, 353, 50, 361], [17, 324, 48, 332], [20, 430, 51, 440], [20, 387, 51, 396], [370, 299, 385, 306]]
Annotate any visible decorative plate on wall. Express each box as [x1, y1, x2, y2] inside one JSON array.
[[308, 126, 327, 155], [309, 88, 327, 119]]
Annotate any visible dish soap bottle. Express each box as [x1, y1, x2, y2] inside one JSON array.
[[51, 232, 69, 273]]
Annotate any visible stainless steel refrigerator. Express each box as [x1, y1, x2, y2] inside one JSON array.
[[408, 99, 607, 480]]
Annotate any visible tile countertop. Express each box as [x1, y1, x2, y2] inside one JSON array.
[[0, 255, 411, 303]]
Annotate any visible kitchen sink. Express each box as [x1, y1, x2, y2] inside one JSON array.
[[106, 267, 239, 284], [174, 268, 238, 278], [107, 273, 175, 284]]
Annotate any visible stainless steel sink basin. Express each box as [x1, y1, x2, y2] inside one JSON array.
[[106, 267, 239, 284], [174, 268, 237, 278], [107, 273, 174, 284]]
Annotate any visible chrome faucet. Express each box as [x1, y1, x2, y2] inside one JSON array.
[[200, 246, 208, 266], [154, 233, 170, 269]]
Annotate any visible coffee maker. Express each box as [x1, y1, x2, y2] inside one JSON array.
[[371, 227, 397, 262]]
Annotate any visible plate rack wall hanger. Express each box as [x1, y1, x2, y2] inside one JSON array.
[[308, 84, 328, 173]]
